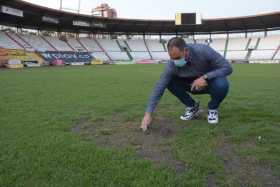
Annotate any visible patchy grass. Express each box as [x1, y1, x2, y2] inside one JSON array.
[[0, 64, 279, 186]]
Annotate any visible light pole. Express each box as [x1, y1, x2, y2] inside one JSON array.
[[78, 0, 81, 14], [59, 0, 62, 10], [59, 0, 81, 14]]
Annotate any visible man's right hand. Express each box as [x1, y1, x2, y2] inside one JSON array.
[[141, 112, 152, 132]]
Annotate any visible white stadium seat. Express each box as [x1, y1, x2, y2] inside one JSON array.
[[226, 51, 248, 60], [117, 40, 128, 49], [21, 34, 55, 52], [6, 32, 34, 50], [44, 36, 72, 51], [249, 50, 275, 60], [195, 39, 208, 45], [97, 39, 121, 52], [247, 37, 259, 49], [210, 38, 226, 51], [108, 52, 130, 61], [91, 52, 109, 61], [228, 37, 250, 50], [130, 52, 151, 60], [248, 36, 280, 62], [79, 38, 102, 52], [257, 35, 280, 50], [146, 40, 165, 52], [274, 50, 280, 60], [126, 39, 147, 51], [0, 31, 22, 49], [151, 52, 169, 60], [184, 38, 195, 44], [67, 38, 87, 52], [226, 37, 250, 61]]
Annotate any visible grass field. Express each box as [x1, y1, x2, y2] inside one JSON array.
[[0, 64, 280, 187]]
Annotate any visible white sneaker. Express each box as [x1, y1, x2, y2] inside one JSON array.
[[180, 103, 200, 121], [208, 110, 219, 124]]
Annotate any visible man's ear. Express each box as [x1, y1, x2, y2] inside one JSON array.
[[184, 48, 189, 58]]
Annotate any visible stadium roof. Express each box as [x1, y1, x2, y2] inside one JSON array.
[[1, 0, 280, 35]]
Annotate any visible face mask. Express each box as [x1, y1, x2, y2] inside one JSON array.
[[174, 58, 187, 67]]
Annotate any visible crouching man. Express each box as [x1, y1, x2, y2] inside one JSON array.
[[141, 37, 233, 131]]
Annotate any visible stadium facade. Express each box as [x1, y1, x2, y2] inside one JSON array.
[[0, 0, 279, 68]]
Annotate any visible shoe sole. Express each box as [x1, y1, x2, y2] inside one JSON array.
[[208, 120, 218, 124]]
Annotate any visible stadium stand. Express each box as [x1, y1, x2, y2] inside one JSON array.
[[0, 0, 279, 66], [1, 31, 280, 64]]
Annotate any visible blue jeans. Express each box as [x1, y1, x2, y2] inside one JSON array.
[[167, 76, 229, 110]]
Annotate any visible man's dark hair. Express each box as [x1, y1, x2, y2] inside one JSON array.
[[167, 37, 186, 51]]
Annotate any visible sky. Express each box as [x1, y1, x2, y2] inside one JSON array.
[[24, 0, 280, 20]]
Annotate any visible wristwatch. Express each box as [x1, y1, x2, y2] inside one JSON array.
[[203, 74, 208, 80]]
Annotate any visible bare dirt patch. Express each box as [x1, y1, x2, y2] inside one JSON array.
[[205, 172, 217, 187], [71, 116, 187, 175], [216, 135, 280, 187]]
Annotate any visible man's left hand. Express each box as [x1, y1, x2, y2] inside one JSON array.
[[191, 77, 208, 91]]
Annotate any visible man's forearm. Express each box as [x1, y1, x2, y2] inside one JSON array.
[[206, 66, 233, 80]]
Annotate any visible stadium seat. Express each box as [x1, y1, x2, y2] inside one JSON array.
[[6, 32, 34, 51], [44, 36, 72, 51], [130, 52, 151, 60], [21, 34, 55, 52], [79, 38, 102, 52], [97, 39, 122, 52], [209, 38, 227, 51], [249, 50, 275, 60], [91, 52, 110, 61], [67, 38, 87, 52], [248, 36, 280, 62], [274, 50, 280, 60], [146, 39, 165, 52], [117, 39, 129, 49], [228, 37, 250, 51], [0, 31, 22, 49], [126, 39, 148, 52], [257, 35, 280, 50], [195, 39, 208, 45], [247, 37, 259, 49], [108, 52, 130, 61], [183, 38, 195, 44], [226, 50, 248, 60], [150, 52, 169, 60]]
